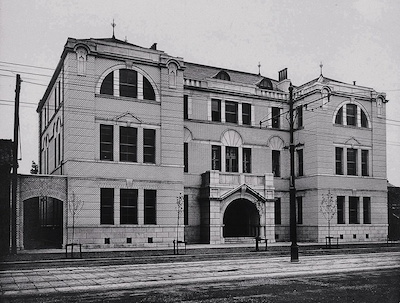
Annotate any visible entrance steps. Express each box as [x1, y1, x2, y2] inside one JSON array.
[[224, 237, 254, 244]]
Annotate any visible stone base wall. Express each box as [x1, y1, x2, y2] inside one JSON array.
[[66, 225, 184, 249], [184, 225, 201, 243], [317, 224, 388, 243]]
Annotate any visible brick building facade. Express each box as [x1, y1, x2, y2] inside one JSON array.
[[14, 36, 388, 249]]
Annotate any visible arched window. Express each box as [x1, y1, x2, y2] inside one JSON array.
[[99, 68, 156, 101], [334, 102, 370, 128], [257, 78, 273, 90], [215, 70, 230, 81]]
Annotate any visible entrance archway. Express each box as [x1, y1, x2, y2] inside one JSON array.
[[223, 199, 260, 237], [24, 197, 63, 249]]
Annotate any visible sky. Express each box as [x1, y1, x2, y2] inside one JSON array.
[[0, 0, 399, 186]]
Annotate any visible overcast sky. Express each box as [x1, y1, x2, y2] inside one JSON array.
[[1, 0, 399, 186]]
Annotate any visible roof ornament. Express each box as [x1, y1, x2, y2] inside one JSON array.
[[320, 61, 323, 76], [258, 62, 261, 75], [111, 19, 116, 39]]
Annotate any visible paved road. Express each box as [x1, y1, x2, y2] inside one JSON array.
[[1, 251, 399, 301]]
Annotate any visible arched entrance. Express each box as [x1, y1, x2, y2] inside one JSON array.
[[223, 199, 260, 238], [24, 197, 63, 249]]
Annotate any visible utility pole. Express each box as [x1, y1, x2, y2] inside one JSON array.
[[11, 74, 21, 254], [289, 84, 299, 262]]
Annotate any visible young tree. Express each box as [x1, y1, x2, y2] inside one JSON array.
[[320, 190, 337, 248], [68, 191, 84, 244]]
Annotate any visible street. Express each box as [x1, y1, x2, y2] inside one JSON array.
[[1, 250, 399, 302]]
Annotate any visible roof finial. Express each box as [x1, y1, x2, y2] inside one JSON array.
[[111, 19, 116, 39], [258, 62, 261, 76], [320, 61, 323, 76]]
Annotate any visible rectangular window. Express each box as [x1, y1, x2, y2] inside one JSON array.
[[226, 146, 238, 172], [120, 126, 137, 162], [184, 142, 188, 173], [272, 150, 281, 177], [143, 129, 156, 163], [347, 148, 358, 176], [120, 189, 138, 224], [297, 105, 303, 128], [119, 69, 137, 98], [363, 197, 371, 224], [272, 107, 280, 129], [184, 194, 189, 226], [225, 101, 238, 123], [100, 124, 113, 161], [335, 147, 343, 175], [349, 196, 359, 224], [275, 198, 281, 225], [297, 149, 304, 176], [100, 188, 114, 225], [297, 197, 303, 224], [144, 189, 156, 225], [57, 133, 61, 165], [242, 103, 251, 125], [337, 196, 345, 224], [361, 110, 368, 128], [184, 95, 189, 120], [212, 145, 221, 171], [361, 149, 369, 176], [211, 99, 221, 122], [346, 104, 357, 126], [243, 148, 251, 173]]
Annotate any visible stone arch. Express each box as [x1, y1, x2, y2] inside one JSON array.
[[332, 99, 371, 127], [267, 136, 285, 150], [184, 127, 193, 142], [221, 129, 243, 146]]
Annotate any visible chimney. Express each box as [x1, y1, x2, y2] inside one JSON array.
[[279, 68, 288, 82]]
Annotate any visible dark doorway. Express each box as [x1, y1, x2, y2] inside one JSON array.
[[24, 197, 63, 249], [223, 199, 260, 237]]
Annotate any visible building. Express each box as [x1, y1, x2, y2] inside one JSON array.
[[14, 36, 389, 250]]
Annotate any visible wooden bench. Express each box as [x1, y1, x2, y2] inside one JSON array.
[[65, 243, 82, 258], [255, 237, 268, 251]]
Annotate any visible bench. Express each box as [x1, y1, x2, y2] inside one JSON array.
[[255, 237, 268, 251], [65, 243, 82, 258], [173, 240, 187, 255], [325, 236, 339, 249]]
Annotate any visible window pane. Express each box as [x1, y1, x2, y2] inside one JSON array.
[[184, 195, 189, 226], [143, 129, 156, 163], [363, 197, 371, 224], [349, 196, 359, 224], [100, 125, 113, 161], [243, 148, 251, 173], [144, 190, 156, 225], [361, 110, 368, 128], [101, 188, 114, 225], [337, 196, 345, 224], [297, 105, 303, 128], [120, 189, 138, 224], [297, 197, 303, 224], [335, 147, 343, 175], [275, 198, 281, 225], [184, 95, 188, 119], [335, 107, 343, 125], [297, 149, 304, 176], [346, 104, 357, 126], [272, 150, 281, 177], [242, 103, 251, 125], [212, 145, 221, 171], [272, 107, 280, 129], [120, 69, 137, 98], [120, 127, 137, 162], [184, 142, 188, 172], [100, 72, 114, 95], [211, 99, 221, 122], [225, 101, 238, 123], [143, 76, 155, 100], [361, 150, 369, 176], [347, 148, 357, 175], [226, 146, 238, 172]]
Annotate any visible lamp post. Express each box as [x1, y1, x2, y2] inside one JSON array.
[[289, 84, 299, 262]]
